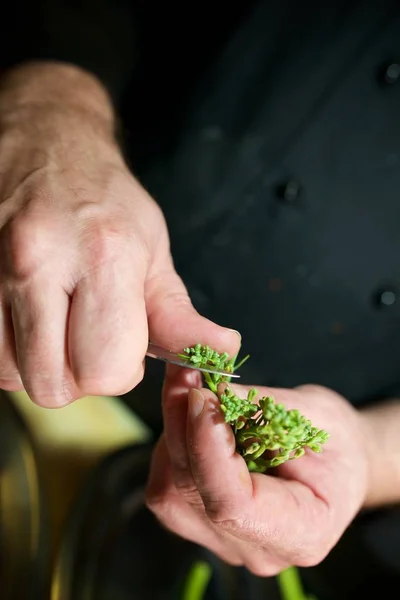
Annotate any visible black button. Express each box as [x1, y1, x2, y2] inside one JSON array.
[[276, 180, 302, 203], [384, 63, 400, 83], [378, 62, 400, 85], [373, 286, 397, 309]]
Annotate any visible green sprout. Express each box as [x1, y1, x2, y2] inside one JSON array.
[[181, 560, 212, 600], [180, 344, 329, 473], [178, 343, 249, 393]]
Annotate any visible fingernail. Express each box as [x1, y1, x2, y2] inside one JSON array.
[[227, 328, 242, 342], [188, 388, 205, 419]]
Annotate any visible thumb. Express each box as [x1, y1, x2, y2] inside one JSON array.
[[145, 262, 241, 357], [188, 389, 329, 564], [186, 387, 254, 522]]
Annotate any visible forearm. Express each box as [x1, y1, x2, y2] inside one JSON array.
[[0, 62, 116, 144], [360, 398, 400, 509], [0, 62, 124, 198]]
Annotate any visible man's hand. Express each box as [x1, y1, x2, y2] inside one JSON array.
[[146, 368, 372, 576], [0, 62, 240, 406]]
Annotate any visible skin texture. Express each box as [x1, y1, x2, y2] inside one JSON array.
[[146, 366, 374, 576], [0, 63, 241, 406]]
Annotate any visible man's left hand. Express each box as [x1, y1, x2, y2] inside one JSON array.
[[146, 367, 370, 576]]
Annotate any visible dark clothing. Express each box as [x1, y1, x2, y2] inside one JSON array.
[[2, 1, 400, 597]]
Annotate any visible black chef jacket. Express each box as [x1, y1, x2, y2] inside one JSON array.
[[1, 1, 400, 598]]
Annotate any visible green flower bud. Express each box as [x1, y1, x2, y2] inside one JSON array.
[[244, 442, 261, 456], [293, 448, 305, 459], [308, 443, 322, 453]]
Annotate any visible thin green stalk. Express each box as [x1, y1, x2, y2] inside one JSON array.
[[232, 354, 250, 372], [277, 566, 315, 600], [181, 560, 212, 600], [203, 371, 217, 393]]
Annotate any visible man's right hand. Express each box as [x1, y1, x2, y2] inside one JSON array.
[[0, 62, 240, 407]]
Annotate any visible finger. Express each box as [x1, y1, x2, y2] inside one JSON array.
[[146, 435, 242, 565], [151, 424, 290, 574], [197, 385, 331, 564], [186, 388, 254, 523], [162, 365, 203, 498], [0, 299, 23, 390], [10, 280, 78, 406], [69, 258, 147, 396], [145, 258, 241, 357]]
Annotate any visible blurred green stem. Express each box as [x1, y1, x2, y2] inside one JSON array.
[[277, 566, 316, 600], [182, 560, 212, 600]]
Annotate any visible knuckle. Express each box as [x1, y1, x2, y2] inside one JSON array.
[[171, 479, 205, 513], [85, 227, 119, 267], [145, 494, 177, 531], [145, 483, 174, 515], [295, 383, 332, 398], [247, 562, 282, 578], [290, 534, 330, 567], [288, 520, 334, 568], [79, 213, 131, 271], [294, 546, 329, 568], [145, 491, 166, 514], [1, 214, 49, 281], [172, 473, 202, 500], [174, 481, 200, 502], [224, 556, 243, 568], [153, 290, 193, 314], [290, 522, 333, 567], [206, 503, 242, 526]]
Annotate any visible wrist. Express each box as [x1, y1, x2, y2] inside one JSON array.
[[359, 399, 400, 509], [0, 62, 126, 196], [0, 61, 120, 156]]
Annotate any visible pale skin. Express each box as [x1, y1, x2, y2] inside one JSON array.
[[0, 62, 240, 404], [146, 366, 400, 575], [0, 62, 399, 570]]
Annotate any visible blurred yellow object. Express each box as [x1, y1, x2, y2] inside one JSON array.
[[0, 389, 48, 599], [7, 390, 151, 560]]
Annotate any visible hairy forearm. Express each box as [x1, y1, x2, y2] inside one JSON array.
[[361, 399, 400, 509], [0, 61, 118, 148], [0, 61, 125, 199]]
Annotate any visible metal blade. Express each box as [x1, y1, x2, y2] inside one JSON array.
[[146, 342, 240, 378]]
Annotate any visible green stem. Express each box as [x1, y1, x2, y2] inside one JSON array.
[[233, 354, 250, 372], [181, 560, 212, 600], [277, 566, 312, 600], [203, 371, 217, 393]]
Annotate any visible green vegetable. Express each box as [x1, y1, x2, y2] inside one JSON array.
[[178, 343, 249, 393], [181, 560, 213, 600], [180, 344, 329, 473], [277, 566, 317, 600]]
